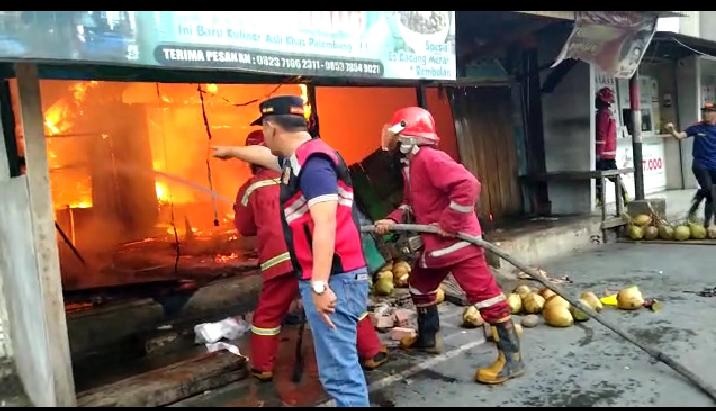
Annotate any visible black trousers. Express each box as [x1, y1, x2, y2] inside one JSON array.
[[691, 163, 716, 225], [596, 159, 625, 202]]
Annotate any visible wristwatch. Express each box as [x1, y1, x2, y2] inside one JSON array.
[[311, 280, 328, 295]]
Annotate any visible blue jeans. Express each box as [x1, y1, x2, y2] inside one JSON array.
[[299, 270, 370, 407]]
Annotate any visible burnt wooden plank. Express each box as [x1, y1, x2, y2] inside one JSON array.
[[77, 351, 248, 407]]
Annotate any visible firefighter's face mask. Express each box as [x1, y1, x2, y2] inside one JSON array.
[[381, 124, 400, 152]]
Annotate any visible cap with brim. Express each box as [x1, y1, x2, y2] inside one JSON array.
[[249, 95, 306, 126]]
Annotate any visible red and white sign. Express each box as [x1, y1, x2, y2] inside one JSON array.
[[605, 140, 666, 203]]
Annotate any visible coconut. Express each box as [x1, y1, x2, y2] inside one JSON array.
[[544, 295, 570, 311], [659, 225, 675, 240], [538, 288, 557, 300], [627, 225, 644, 240], [570, 299, 592, 322], [616, 286, 645, 310], [373, 278, 394, 296], [644, 226, 659, 240], [632, 214, 652, 227], [380, 261, 393, 273], [522, 293, 546, 314], [393, 261, 411, 275], [462, 306, 484, 328], [507, 293, 522, 314], [376, 270, 394, 282], [543, 305, 573, 327], [521, 314, 539, 328], [435, 287, 445, 304], [580, 291, 603, 312], [514, 285, 532, 299], [674, 225, 691, 241], [689, 223, 707, 240], [394, 273, 409, 288]]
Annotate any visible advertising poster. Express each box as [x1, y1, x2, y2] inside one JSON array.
[[0, 11, 456, 80]]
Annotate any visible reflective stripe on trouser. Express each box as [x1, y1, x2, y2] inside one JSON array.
[[260, 252, 291, 272], [408, 251, 511, 323], [250, 273, 298, 372]]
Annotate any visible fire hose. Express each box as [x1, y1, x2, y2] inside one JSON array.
[[360, 223, 716, 404]]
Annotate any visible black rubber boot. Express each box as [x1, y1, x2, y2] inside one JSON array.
[[475, 319, 525, 384], [399, 305, 443, 354], [704, 199, 714, 229]]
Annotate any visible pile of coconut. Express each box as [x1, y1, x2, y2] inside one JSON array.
[[626, 214, 716, 241], [371, 260, 448, 301], [461, 285, 649, 331]]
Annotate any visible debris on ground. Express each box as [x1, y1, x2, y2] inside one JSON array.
[[390, 327, 416, 341], [194, 317, 249, 344]]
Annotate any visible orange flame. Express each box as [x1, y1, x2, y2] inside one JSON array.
[[299, 84, 311, 120], [155, 181, 170, 204], [214, 252, 239, 263]]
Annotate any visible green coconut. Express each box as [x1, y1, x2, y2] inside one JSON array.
[[674, 225, 691, 241]]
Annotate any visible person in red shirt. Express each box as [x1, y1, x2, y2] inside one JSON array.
[[595, 87, 628, 205], [374, 107, 524, 385], [231, 128, 387, 386]]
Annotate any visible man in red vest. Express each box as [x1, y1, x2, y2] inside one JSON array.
[[234, 130, 387, 383], [595, 87, 627, 205], [213, 96, 373, 406], [374, 107, 525, 385]]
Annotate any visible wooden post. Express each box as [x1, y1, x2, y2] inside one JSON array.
[[629, 73, 645, 200], [14, 63, 77, 406]]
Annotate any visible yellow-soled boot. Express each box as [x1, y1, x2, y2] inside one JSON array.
[[399, 305, 443, 354], [475, 319, 525, 384]]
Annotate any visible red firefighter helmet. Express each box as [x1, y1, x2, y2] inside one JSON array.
[[384, 107, 439, 148], [245, 130, 265, 146], [597, 87, 615, 104]]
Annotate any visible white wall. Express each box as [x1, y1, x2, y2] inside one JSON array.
[[676, 55, 701, 189]]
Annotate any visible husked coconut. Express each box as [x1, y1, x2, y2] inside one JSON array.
[[617, 286, 644, 310], [373, 278, 394, 296], [632, 214, 652, 226], [580, 291, 603, 312], [462, 306, 484, 328], [507, 293, 522, 314], [376, 270, 394, 282], [543, 305, 573, 327], [644, 226, 659, 240], [522, 293, 546, 314], [627, 225, 644, 240], [393, 261, 411, 275], [674, 225, 691, 241], [659, 225, 675, 240], [394, 273, 409, 288], [514, 285, 532, 299], [544, 295, 570, 311], [538, 288, 557, 300], [570, 299, 592, 322], [435, 287, 445, 304], [689, 223, 707, 240]]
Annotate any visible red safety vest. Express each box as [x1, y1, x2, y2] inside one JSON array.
[[596, 108, 617, 160], [279, 138, 366, 280]]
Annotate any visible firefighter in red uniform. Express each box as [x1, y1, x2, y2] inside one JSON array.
[[374, 107, 525, 385], [233, 130, 387, 382], [595, 87, 628, 205]]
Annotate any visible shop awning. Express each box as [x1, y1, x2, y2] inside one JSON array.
[[517, 11, 686, 21], [647, 31, 716, 61]]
